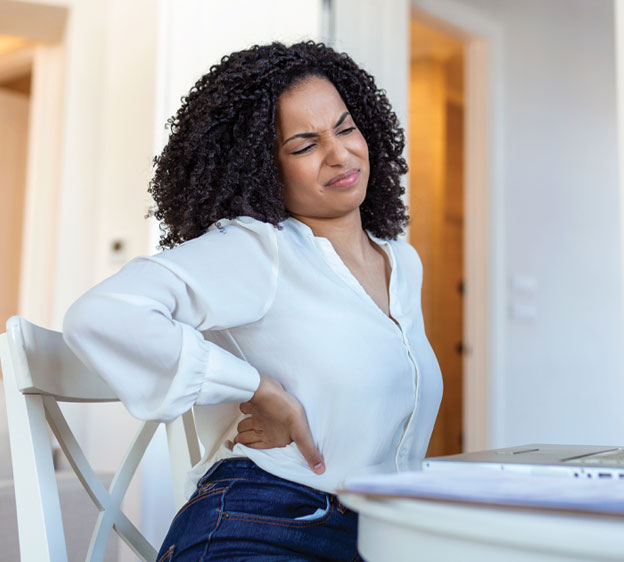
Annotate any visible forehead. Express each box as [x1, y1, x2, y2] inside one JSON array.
[[276, 77, 348, 133]]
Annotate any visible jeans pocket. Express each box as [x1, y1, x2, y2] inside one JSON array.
[[293, 495, 331, 521], [221, 479, 334, 528]]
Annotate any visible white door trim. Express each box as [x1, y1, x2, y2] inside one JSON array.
[[412, 0, 506, 450], [18, 43, 65, 329], [615, 0, 624, 368]]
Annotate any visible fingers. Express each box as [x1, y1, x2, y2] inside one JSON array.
[[237, 417, 259, 433], [291, 417, 325, 475], [240, 380, 325, 473], [234, 429, 263, 446]]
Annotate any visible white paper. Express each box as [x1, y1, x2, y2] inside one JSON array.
[[344, 468, 624, 514]]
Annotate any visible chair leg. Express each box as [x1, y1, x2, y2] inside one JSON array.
[[1, 335, 68, 562]]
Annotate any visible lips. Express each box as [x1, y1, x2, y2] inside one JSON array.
[[325, 169, 360, 188]]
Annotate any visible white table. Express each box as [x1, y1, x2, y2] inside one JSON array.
[[339, 493, 624, 561]]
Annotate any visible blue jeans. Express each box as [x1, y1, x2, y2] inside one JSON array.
[[157, 458, 363, 561]]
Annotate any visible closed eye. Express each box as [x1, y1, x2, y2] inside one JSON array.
[[292, 144, 314, 155], [291, 126, 356, 154]]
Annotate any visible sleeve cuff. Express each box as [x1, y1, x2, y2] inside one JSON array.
[[196, 340, 261, 404]]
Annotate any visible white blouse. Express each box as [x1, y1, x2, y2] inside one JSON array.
[[63, 216, 443, 494]]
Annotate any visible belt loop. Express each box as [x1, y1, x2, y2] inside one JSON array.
[[332, 494, 347, 514], [197, 458, 226, 488]]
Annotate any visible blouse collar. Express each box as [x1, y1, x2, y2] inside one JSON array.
[[284, 216, 390, 248]]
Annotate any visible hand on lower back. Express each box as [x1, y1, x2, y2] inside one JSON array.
[[234, 373, 325, 475]]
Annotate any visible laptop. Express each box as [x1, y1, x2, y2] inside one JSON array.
[[423, 444, 624, 480]]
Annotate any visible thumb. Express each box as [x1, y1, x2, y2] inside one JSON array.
[[291, 419, 325, 475]]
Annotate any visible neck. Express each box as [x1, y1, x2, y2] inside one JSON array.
[[290, 210, 372, 261]]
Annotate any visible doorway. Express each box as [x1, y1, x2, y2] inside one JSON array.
[[0, 35, 32, 335], [408, 17, 465, 456]]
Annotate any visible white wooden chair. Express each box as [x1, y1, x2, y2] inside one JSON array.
[[0, 315, 202, 562]]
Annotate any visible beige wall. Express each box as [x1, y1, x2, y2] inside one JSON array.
[[52, 0, 158, 329], [3, 0, 158, 331]]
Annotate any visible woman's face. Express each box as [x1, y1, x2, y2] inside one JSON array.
[[275, 76, 370, 221]]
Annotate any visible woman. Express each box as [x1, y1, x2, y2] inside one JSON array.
[[63, 41, 442, 561]]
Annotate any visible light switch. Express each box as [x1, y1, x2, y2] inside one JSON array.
[[510, 275, 538, 293], [510, 302, 537, 320]]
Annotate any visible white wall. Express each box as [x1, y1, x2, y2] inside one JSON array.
[[52, 0, 158, 327], [150, 0, 324, 249], [450, 0, 624, 446], [331, 0, 410, 163]]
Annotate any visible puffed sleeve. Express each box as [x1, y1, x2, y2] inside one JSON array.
[[62, 217, 278, 423]]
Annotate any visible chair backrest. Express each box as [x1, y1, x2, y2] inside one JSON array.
[[0, 315, 201, 562]]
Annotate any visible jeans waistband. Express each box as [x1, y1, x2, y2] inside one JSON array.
[[199, 458, 327, 493], [197, 457, 352, 513]]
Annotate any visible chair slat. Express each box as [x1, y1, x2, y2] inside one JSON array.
[[87, 510, 115, 562], [183, 410, 201, 466], [109, 421, 159, 504], [166, 411, 201, 510], [88, 504, 158, 562], [43, 396, 111, 509], [44, 396, 162, 558], [114, 513, 159, 561], [6, 316, 117, 401]]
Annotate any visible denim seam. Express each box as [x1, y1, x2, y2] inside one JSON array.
[[221, 503, 334, 529], [156, 544, 175, 562], [200, 476, 249, 491], [196, 458, 227, 488], [200, 480, 236, 562], [168, 487, 228, 526]]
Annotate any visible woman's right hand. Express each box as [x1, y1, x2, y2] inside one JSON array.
[[234, 374, 326, 475]]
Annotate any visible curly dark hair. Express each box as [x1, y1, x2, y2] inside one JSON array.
[[149, 40, 409, 249]]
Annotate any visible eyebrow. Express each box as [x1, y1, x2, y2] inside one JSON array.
[[282, 112, 351, 145]]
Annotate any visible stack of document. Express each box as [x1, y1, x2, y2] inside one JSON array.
[[343, 468, 624, 515]]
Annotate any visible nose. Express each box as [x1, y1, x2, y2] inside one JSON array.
[[324, 137, 349, 167]]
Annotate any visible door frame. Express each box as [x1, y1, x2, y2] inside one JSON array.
[[0, 2, 67, 328], [412, 0, 506, 451], [616, 0, 624, 357]]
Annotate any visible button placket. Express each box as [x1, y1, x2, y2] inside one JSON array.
[[290, 217, 421, 468], [392, 310, 421, 470], [317, 233, 420, 469]]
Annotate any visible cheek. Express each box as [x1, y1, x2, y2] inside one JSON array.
[[343, 130, 369, 169], [280, 160, 317, 208], [282, 158, 320, 192], [354, 132, 369, 160]]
